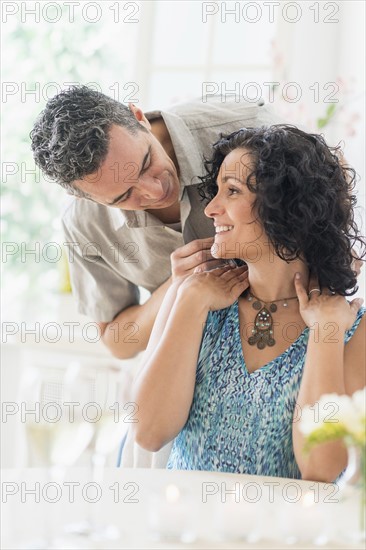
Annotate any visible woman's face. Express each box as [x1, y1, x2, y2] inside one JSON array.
[[204, 148, 265, 262]]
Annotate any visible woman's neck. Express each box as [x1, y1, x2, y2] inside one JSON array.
[[245, 256, 309, 302]]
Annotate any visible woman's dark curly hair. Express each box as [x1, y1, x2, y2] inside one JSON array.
[[198, 124, 365, 296]]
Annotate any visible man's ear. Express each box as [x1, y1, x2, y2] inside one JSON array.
[[128, 103, 151, 131]]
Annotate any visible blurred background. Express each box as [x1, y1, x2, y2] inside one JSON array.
[[1, 0, 365, 466]]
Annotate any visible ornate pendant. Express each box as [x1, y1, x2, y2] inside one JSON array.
[[248, 306, 276, 349]]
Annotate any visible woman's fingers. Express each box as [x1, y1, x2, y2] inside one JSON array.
[[307, 273, 321, 298], [193, 265, 248, 297], [294, 272, 310, 308], [351, 256, 363, 277], [349, 297, 364, 313]]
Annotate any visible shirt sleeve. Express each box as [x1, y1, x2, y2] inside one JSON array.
[[62, 216, 140, 323]]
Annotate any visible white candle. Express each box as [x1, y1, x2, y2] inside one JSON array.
[[148, 484, 197, 543], [214, 494, 261, 541], [278, 491, 327, 543]]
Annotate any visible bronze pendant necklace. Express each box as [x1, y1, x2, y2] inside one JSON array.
[[247, 290, 298, 350]]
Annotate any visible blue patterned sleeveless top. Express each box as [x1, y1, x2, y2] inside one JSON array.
[[167, 303, 365, 477]]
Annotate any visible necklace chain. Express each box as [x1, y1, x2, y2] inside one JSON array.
[[248, 290, 298, 304]]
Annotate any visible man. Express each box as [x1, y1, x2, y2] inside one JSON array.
[[31, 85, 281, 359]]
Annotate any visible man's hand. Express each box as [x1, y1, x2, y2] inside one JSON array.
[[170, 237, 235, 283]]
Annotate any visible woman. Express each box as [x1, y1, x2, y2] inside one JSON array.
[[132, 125, 365, 482]]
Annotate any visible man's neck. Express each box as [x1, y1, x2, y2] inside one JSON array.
[[148, 116, 181, 224], [150, 117, 179, 175], [146, 200, 181, 224]]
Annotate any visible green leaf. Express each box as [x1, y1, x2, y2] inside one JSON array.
[[317, 104, 337, 129], [304, 423, 348, 453]]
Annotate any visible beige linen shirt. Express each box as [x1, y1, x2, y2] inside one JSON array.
[[62, 96, 281, 322]]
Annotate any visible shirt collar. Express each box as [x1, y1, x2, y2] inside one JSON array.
[[109, 206, 169, 230], [145, 108, 203, 198], [109, 207, 129, 230]]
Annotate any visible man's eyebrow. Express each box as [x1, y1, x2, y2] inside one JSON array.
[[107, 147, 151, 205], [138, 146, 152, 178]]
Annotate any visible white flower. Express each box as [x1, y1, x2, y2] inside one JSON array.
[[343, 388, 366, 440], [317, 393, 347, 424], [299, 387, 366, 442], [299, 406, 319, 436], [352, 388, 366, 418]]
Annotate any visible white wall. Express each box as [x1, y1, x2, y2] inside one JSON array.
[[273, 1, 365, 298]]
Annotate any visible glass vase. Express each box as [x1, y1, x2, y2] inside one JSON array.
[[338, 444, 366, 544]]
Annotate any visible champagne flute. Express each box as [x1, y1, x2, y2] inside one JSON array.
[[20, 364, 95, 549], [63, 361, 132, 542]]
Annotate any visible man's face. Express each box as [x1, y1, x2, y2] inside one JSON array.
[[74, 123, 180, 211]]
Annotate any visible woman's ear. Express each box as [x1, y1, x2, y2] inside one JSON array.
[[128, 103, 151, 131]]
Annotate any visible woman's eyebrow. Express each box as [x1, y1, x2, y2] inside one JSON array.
[[221, 175, 245, 185]]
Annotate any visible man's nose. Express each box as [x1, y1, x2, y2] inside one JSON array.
[[139, 177, 162, 200]]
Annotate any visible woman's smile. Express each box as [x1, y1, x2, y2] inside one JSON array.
[[214, 224, 234, 234]]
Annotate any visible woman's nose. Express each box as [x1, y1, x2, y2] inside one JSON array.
[[204, 195, 223, 218]]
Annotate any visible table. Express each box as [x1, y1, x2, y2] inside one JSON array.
[[1, 467, 363, 549]]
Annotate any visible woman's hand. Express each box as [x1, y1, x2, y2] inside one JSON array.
[[177, 264, 249, 311], [351, 255, 363, 278], [294, 272, 363, 333]]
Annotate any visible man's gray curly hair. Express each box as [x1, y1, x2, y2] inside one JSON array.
[[30, 85, 147, 198]]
